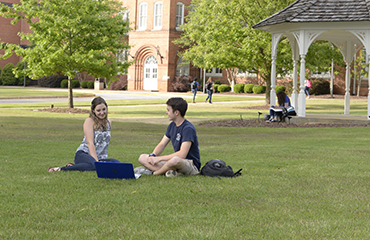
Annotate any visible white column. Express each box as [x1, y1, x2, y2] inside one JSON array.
[[298, 54, 306, 117], [367, 57, 370, 119], [344, 61, 351, 115], [291, 59, 298, 109], [270, 56, 277, 106]]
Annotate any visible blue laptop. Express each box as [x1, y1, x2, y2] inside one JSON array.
[[94, 162, 141, 179]]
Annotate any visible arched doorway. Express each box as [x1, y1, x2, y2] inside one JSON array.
[[143, 55, 158, 90]]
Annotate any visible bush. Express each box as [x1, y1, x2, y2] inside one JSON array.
[[234, 83, 245, 93], [37, 74, 68, 88], [71, 80, 80, 88], [244, 84, 254, 93], [169, 76, 191, 92], [1, 63, 17, 86], [81, 81, 89, 88], [252, 85, 266, 94], [214, 84, 220, 93], [213, 79, 221, 85], [310, 79, 329, 95], [87, 81, 95, 89], [218, 84, 231, 92], [61, 79, 79, 88], [60, 79, 68, 88], [109, 79, 127, 90], [275, 85, 286, 92], [0, 67, 2, 85]]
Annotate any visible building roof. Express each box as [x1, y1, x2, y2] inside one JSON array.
[[253, 0, 370, 29]]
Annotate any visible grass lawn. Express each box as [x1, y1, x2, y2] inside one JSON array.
[[1, 90, 370, 239]]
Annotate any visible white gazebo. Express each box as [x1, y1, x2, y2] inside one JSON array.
[[253, 0, 370, 119]]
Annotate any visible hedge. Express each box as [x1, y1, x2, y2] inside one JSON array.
[[244, 84, 254, 93], [234, 83, 245, 93], [218, 84, 231, 92], [252, 85, 266, 94]]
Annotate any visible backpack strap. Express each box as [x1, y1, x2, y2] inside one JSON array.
[[233, 168, 242, 177]]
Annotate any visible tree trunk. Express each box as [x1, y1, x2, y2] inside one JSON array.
[[68, 76, 74, 108]]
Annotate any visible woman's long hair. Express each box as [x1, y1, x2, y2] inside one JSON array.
[[90, 97, 108, 131], [276, 91, 287, 106]]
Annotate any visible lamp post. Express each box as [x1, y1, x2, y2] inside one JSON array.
[[19, 45, 28, 87]]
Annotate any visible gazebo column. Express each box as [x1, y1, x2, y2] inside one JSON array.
[[368, 55, 370, 119], [270, 56, 277, 105], [298, 54, 306, 117], [344, 61, 351, 114], [292, 59, 299, 109]]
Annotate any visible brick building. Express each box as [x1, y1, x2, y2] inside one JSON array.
[[0, 0, 31, 70]]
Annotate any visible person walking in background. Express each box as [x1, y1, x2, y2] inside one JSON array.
[[191, 77, 199, 103], [48, 97, 120, 172], [305, 79, 312, 99], [205, 77, 214, 104]]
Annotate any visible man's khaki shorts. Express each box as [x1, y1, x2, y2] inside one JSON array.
[[179, 159, 199, 175]]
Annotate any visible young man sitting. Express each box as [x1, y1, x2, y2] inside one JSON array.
[[136, 97, 201, 177]]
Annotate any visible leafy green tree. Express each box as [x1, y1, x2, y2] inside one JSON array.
[[306, 40, 344, 77], [174, 0, 295, 103], [175, 0, 346, 103], [351, 49, 368, 97], [0, 0, 131, 108]]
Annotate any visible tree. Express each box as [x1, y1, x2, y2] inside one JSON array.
[[174, 0, 296, 102], [351, 49, 368, 97], [0, 0, 131, 108]]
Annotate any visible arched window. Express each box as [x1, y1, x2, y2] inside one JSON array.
[[138, 2, 147, 30], [153, 2, 163, 30], [176, 2, 184, 29]]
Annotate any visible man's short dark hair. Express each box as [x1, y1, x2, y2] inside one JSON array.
[[193, 77, 198, 81], [166, 97, 188, 117]]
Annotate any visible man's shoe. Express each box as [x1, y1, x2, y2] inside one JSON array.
[[165, 170, 184, 177], [134, 166, 153, 175]]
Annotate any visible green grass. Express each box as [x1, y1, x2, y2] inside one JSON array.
[[0, 86, 92, 98], [1, 90, 370, 239]]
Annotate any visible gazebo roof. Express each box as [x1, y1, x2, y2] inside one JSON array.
[[253, 0, 370, 29]]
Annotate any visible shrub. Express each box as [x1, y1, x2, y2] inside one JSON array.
[[244, 84, 254, 93], [61, 79, 80, 88], [169, 76, 191, 92], [234, 83, 245, 93], [60, 79, 68, 88], [109, 79, 127, 90], [0, 67, 2, 85], [310, 79, 329, 95], [37, 74, 68, 88], [71, 80, 80, 88], [87, 81, 95, 89], [214, 84, 220, 93], [81, 81, 89, 88], [218, 84, 231, 92], [1, 63, 17, 86], [275, 85, 286, 92], [252, 85, 266, 94]]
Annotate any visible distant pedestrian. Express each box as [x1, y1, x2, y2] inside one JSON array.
[[205, 77, 214, 103], [191, 77, 199, 103], [305, 79, 312, 99]]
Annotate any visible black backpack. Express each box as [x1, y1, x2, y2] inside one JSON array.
[[191, 82, 197, 90], [206, 82, 212, 90], [200, 159, 242, 178]]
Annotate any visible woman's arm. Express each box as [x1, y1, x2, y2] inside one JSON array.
[[84, 118, 99, 161]]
